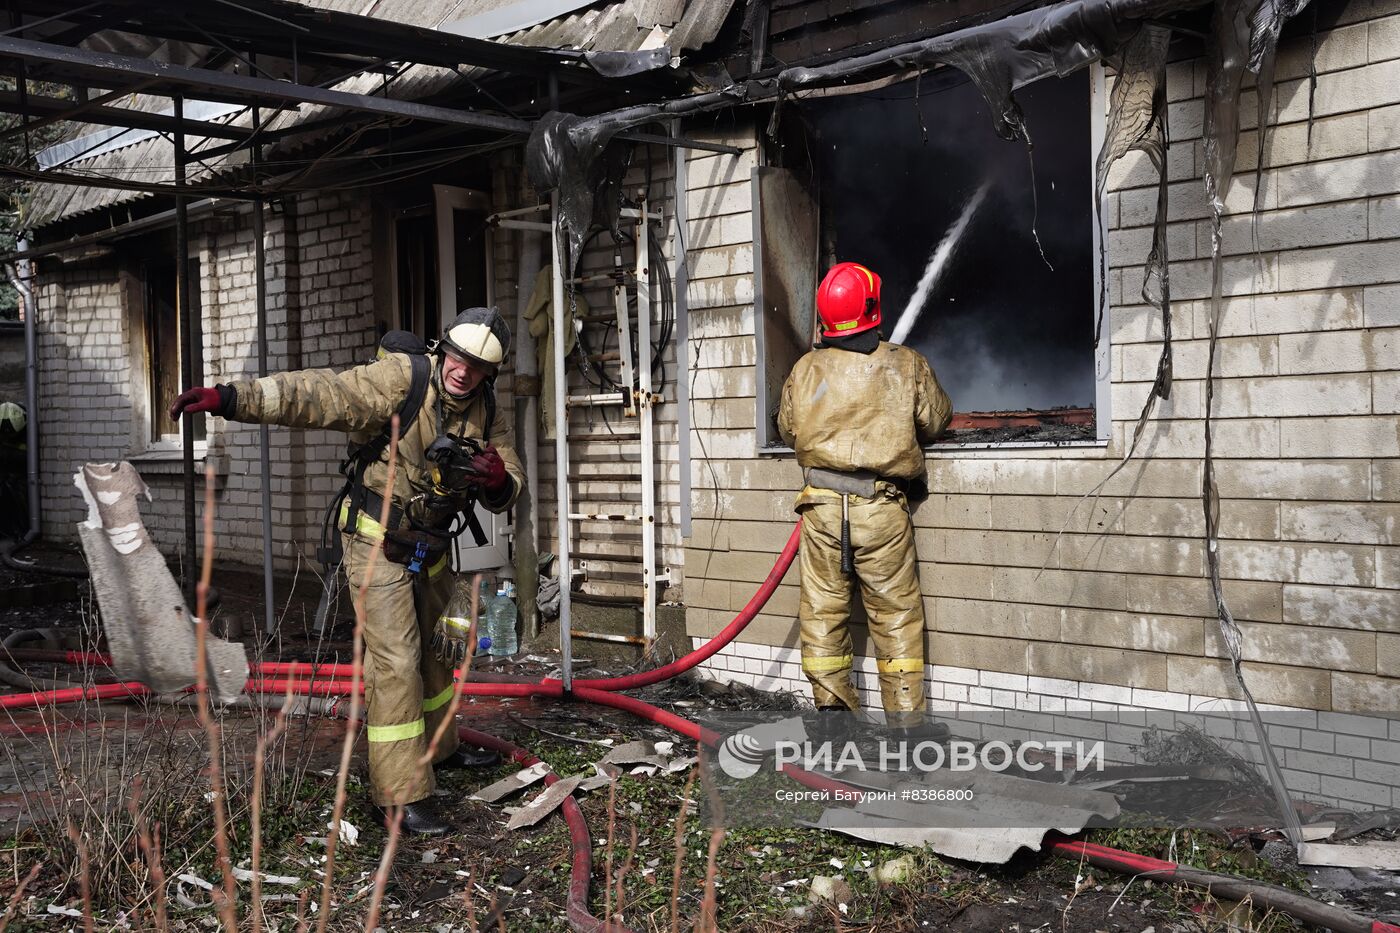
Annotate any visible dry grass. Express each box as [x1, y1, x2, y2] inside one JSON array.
[[249, 679, 294, 933], [196, 465, 240, 931], [669, 766, 698, 933], [0, 433, 406, 930]]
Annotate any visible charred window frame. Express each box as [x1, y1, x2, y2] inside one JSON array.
[[754, 66, 1111, 450], [125, 251, 205, 451], [375, 184, 491, 343]]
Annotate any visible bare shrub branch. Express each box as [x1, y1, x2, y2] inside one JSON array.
[[316, 414, 399, 933]]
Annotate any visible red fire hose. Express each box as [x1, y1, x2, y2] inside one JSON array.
[[0, 681, 150, 708], [1050, 839, 1400, 933], [458, 724, 632, 933], [2, 523, 804, 694], [4, 521, 1397, 933], [7, 687, 1399, 933]]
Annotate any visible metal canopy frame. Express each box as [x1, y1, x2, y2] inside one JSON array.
[[5, 0, 642, 84], [0, 26, 735, 202], [0, 87, 251, 141], [0, 0, 735, 636], [0, 35, 537, 135]]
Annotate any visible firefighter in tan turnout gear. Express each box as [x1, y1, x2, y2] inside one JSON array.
[[171, 307, 524, 836], [778, 262, 952, 737]]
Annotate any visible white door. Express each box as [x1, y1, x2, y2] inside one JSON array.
[[434, 185, 512, 574], [453, 500, 512, 574]]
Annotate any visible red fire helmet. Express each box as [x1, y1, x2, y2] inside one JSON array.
[[816, 261, 881, 338]]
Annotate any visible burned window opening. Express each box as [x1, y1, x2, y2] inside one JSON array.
[[139, 255, 204, 447], [945, 407, 1096, 445], [757, 67, 1102, 447]]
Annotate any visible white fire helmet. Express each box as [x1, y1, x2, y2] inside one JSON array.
[[439, 306, 510, 376], [0, 401, 24, 435]]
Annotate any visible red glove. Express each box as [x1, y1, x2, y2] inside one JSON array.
[[169, 385, 236, 420], [468, 444, 509, 494]]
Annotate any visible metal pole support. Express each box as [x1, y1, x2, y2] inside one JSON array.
[[175, 96, 197, 599], [550, 193, 573, 692]]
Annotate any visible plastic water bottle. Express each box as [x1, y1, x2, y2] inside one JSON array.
[[501, 583, 519, 655], [486, 583, 518, 657], [471, 578, 493, 657]]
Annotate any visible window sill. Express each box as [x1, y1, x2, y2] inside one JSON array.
[[760, 438, 1110, 457], [127, 443, 208, 474], [928, 438, 1108, 453], [760, 409, 1105, 455]]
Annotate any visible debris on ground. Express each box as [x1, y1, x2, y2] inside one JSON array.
[[74, 461, 248, 699], [874, 855, 916, 885], [1, 569, 1397, 930], [808, 873, 854, 906], [472, 761, 551, 803], [505, 774, 585, 830], [1299, 841, 1400, 871]]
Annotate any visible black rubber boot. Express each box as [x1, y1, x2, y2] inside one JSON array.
[[807, 705, 858, 747], [395, 800, 450, 836], [888, 718, 951, 744], [433, 745, 501, 770]]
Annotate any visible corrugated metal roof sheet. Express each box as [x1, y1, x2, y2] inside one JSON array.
[[667, 0, 737, 54], [440, 0, 598, 38], [22, 89, 238, 228], [23, 0, 735, 229]]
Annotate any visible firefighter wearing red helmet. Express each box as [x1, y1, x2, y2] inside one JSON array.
[[778, 262, 952, 734]]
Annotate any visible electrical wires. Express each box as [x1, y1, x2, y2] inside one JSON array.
[[569, 218, 675, 397]]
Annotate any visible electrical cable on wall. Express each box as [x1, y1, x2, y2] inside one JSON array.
[[569, 221, 674, 397]]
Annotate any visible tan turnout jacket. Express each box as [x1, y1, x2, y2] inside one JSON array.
[[777, 338, 951, 716], [230, 352, 524, 516], [778, 341, 951, 483]]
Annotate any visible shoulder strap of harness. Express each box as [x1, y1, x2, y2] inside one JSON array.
[[398, 353, 432, 438], [335, 353, 432, 545], [482, 377, 496, 446]]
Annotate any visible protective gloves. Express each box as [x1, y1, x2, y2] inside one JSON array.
[[169, 385, 237, 420], [432, 576, 484, 667], [468, 444, 509, 494]]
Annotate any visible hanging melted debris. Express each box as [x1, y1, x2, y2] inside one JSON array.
[[1092, 24, 1173, 484], [1199, 0, 1315, 849], [525, 0, 1219, 269]]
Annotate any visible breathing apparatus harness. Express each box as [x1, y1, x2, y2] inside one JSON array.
[[318, 330, 496, 576]]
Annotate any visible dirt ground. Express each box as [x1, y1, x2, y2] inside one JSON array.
[[0, 553, 1397, 931]]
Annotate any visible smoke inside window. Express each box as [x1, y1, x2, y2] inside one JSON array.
[[798, 69, 1098, 438]]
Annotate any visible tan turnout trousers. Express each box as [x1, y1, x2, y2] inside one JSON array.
[[228, 351, 525, 806], [778, 339, 952, 721], [797, 486, 925, 717], [343, 531, 461, 806]]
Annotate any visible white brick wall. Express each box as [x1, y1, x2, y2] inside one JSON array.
[[35, 153, 688, 598], [694, 640, 1400, 811], [35, 266, 137, 539], [37, 190, 379, 570]]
